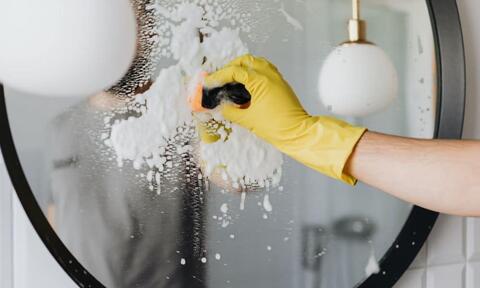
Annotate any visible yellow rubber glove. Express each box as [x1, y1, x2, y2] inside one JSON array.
[[197, 120, 231, 143], [204, 54, 367, 185]]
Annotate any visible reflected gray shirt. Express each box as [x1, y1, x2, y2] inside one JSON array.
[[48, 102, 193, 288]]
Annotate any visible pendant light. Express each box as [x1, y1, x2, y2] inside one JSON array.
[[0, 0, 137, 97], [318, 0, 398, 117]]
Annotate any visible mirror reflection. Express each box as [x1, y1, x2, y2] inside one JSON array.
[[5, 0, 436, 287]]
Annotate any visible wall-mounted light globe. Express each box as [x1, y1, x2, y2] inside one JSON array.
[[0, 0, 137, 97], [319, 43, 398, 117]]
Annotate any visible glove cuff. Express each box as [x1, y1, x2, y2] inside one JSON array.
[[280, 116, 367, 185]]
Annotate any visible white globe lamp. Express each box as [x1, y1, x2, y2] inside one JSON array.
[[319, 0, 398, 117], [0, 0, 137, 97]]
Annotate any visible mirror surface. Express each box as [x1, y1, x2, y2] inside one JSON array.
[[5, 0, 436, 287]]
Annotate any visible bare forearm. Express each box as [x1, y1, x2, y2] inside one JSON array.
[[346, 132, 480, 216], [47, 205, 56, 229]]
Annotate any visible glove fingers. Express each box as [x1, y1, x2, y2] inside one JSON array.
[[197, 122, 221, 143], [204, 65, 249, 88], [228, 54, 278, 72], [221, 103, 248, 124], [227, 54, 256, 69]]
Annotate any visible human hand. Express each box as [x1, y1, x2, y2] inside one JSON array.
[[205, 54, 366, 184]]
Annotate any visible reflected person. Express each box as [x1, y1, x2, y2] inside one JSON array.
[[46, 0, 206, 286], [47, 87, 206, 288]]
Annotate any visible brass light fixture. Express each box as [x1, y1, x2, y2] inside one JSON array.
[[318, 0, 399, 117], [348, 0, 368, 43]]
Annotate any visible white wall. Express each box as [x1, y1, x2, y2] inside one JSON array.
[[0, 89, 79, 288], [0, 157, 76, 288], [0, 154, 13, 288], [394, 0, 480, 287]]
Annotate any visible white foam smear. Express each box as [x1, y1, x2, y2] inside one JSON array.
[[263, 194, 273, 212], [220, 203, 229, 213], [240, 192, 247, 210], [109, 65, 191, 170], [279, 3, 304, 31], [365, 247, 380, 277], [200, 125, 283, 188], [107, 1, 284, 189]]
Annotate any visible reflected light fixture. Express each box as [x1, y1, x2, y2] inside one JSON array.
[[318, 0, 398, 117], [0, 0, 137, 97]]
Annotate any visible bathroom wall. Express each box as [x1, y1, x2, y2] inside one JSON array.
[[394, 0, 480, 287], [0, 158, 76, 288], [0, 153, 13, 288]]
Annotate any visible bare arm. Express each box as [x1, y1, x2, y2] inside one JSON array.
[[47, 204, 56, 229], [206, 56, 480, 216], [346, 132, 480, 217]]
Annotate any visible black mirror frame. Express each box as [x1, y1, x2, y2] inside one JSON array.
[[358, 0, 465, 287], [0, 0, 465, 287]]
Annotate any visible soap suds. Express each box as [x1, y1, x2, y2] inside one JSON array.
[[220, 203, 229, 213], [279, 4, 304, 31], [107, 2, 283, 190], [240, 191, 247, 210], [263, 194, 273, 212], [221, 219, 230, 228], [108, 65, 192, 171], [200, 125, 283, 188], [365, 247, 380, 277]]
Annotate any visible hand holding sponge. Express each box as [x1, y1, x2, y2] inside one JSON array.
[[195, 54, 366, 185]]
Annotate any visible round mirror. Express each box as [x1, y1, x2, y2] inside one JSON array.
[[0, 0, 465, 287]]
